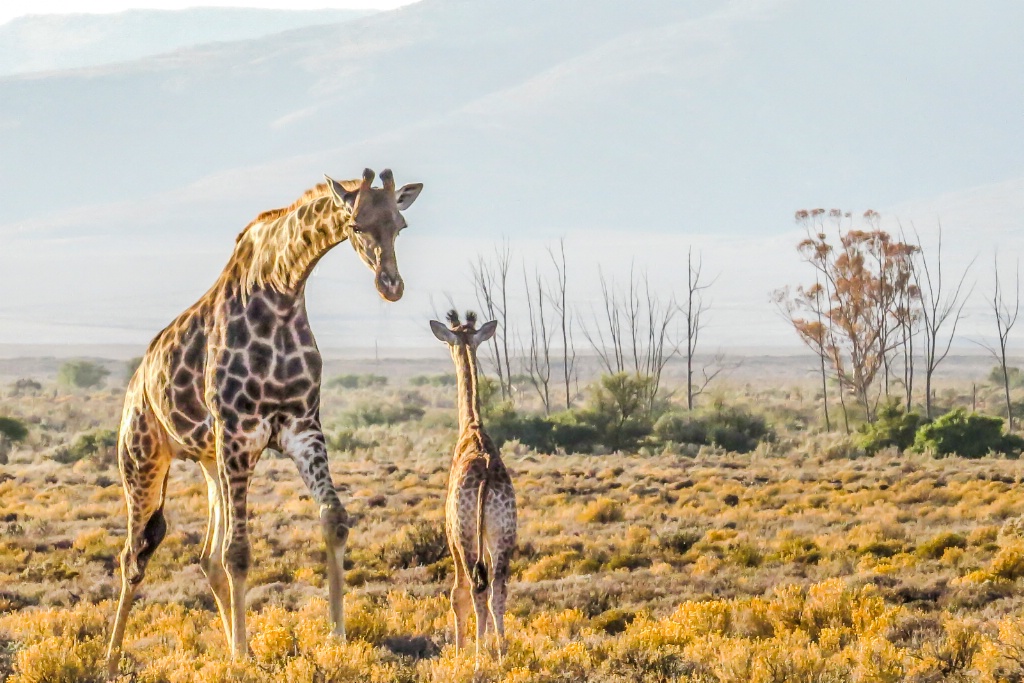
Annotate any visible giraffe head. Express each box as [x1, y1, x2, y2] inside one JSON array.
[[430, 310, 497, 356], [325, 168, 422, 302]]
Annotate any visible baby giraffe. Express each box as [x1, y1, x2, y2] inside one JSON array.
[[430, 310, 517, 667]]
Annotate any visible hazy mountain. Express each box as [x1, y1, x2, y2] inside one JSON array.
[[1, 0, 1022, 349], [0, 8, 376, 76]]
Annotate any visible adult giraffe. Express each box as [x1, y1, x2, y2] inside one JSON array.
[[105, 168, 422, 675]]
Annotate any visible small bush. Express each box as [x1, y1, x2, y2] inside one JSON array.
[[0, 417, 28, 444], [408, 374, 457, 387], [381, 521, 448, 569], [729, 542, 763, 567], [486, 407, 599, 454], [9, 379, 42, 396], [991, 542, 1024, 581], [605, 553, 652, 571], [327, 429, 378, 452], [989, 365, 1024, 389], [591, 609, 636, 635], [913, 408, 1023, 458], [653, 404, 772, 454], [328, 374, 387, 389], [577, 498, 624, 524], [917, 532, 968, 560], [57, 360, 109, 390], [658, 528, 703, 555], [51, 429, 117, 465], [576, 373, 656, 453], [858, 400, 922, 455], [342, 400, 424, 427]]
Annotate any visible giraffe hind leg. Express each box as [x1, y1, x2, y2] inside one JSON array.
[[106, 406, 172, 678]]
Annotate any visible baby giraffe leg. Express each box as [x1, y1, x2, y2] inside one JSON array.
[[471, 577, 490, 668], [449, 546, 472, 655], [487, 555, 512, 661]]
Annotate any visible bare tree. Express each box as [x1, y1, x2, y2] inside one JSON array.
[[581, 268, 681, 415], [582, 268, 627, 375], [984, 255, 1020, 429], [683, 248, 718, 410], [909, 222, 974, 419], [547, 239, 576, 410], [522, 267, 554, 414], [773, 279, 834, 431], [471, 242, 515, 402]]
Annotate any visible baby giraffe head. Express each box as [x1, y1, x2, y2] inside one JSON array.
[[429, 310, 497, 360]]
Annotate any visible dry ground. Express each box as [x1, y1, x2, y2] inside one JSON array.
[[4, 377, 1024, 681]]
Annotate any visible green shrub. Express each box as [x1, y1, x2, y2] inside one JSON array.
[[591, 609, 636, 635], [913, 408, 1024, 458], [342, 400, 424, 427], [0, 416, 28, 443], [653, 404, 772, 454], [52, 429, 118, 465], [57, 360, 110, 389], [9, 378, 42, 396], [577, 498, 624, 524], [381, 521, 448, 569], [858, 400, 923, 454], [327, 429, 378, 452], [917, 532, 967, 559], [729, 542, 763, 567], [328, 374, 387, 389], [408, 374, 457, 387], [658, 529, 703, 555], [989, 365, 1024, 389], [575, 373, 656, 453], [486, 406, 599, 454]]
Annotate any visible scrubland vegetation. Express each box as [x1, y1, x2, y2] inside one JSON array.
[[1, 358, 1024, 682]]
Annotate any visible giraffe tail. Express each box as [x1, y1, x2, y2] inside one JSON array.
[[471, 478, 489, 594]]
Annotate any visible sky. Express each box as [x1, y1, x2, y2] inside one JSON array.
[[0, 0, 416, 26]]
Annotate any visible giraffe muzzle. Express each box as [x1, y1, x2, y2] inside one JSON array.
[[376, 270, 404, 302]]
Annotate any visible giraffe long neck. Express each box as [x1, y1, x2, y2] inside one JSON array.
[[229, 191, 352, 297], [453, 344, 483, 434]]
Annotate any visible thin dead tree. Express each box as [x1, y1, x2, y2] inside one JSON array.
[[522, 266, 554, 414], [582, 268, 627, 375], [581, 268, 681, 415], [471, 242, 515, 402], [909, 222, 974, 420], [984, 255, 1020, 430], [684, 248, 718, 410], [773, 280, 833, 432], [547, 239, 576, 410], [640, 275, 682, 414]]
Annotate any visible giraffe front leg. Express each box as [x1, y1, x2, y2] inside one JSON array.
[[281, 425, 348, 639], [198, 458, 232, 645], [221, 465, 252, 659], [215, 424, 260, 661]]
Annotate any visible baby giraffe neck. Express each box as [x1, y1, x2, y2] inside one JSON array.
[[454, 345, 482, 433]]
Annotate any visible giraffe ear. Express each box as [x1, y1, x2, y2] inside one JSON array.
[[472, 321, 497, 346], [325, 174, 359, 208], [430, 320, 458, 344], [395, 183, 423, 211]]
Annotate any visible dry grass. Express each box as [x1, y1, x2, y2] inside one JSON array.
[[4, 379, 1024, 681]]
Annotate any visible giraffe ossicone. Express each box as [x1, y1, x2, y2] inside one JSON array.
[[104, 169, 422, 676]]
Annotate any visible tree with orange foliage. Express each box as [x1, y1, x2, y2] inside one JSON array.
[[776, 210, 918, 427]]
